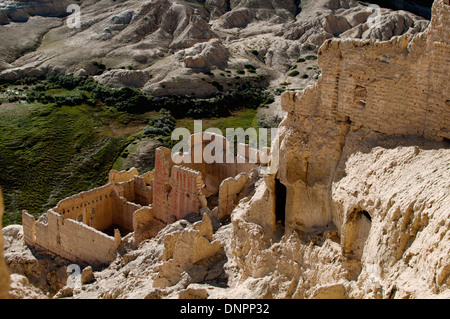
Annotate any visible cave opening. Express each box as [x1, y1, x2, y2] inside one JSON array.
[[275, 178, 287, 227], [343, 209, 373, 260]]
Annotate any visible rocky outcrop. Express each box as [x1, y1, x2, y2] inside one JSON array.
[[181, 39, 230, 71], [95, 69, 151, 89], [0, 0, 73, 24]]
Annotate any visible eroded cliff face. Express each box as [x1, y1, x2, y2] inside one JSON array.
[[230, 0, 449, 298], [0, 189, 10, 299]]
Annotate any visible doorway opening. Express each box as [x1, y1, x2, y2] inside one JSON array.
[[275, 178, 287, 227]]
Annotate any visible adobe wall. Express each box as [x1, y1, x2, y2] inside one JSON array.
[[154, 133, 263, 223], [117, 175, 153, 207], [217, 173, 248, 220], [23, 210, 118, 268], [181, 133, 261, 195], [169, 166, 207, 221], [54, 183, 116, 232], [109, 167, 139, 183], [21, 175, 150, 266]]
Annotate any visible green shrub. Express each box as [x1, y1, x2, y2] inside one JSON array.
[[210, 80, 224, 92], [296, 58, 306, 63], [288, 71, 300, 77], [92, 61, 106, 70], [251, 50, 259, 56], [144, 109, 176, 137], [244, 64, 256, 70], [301, 73, 309, 79], [236, 69, 245, 75], [305, 55, 317, 60]]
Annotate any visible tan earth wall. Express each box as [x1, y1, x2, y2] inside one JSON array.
[[0, 189, 10, 298], [23, 210, 118, 268]]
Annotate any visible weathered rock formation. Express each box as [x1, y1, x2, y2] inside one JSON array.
[[0, 0, 431, 97], [0, 0, 73, 24], [229, 0, 449, 298]]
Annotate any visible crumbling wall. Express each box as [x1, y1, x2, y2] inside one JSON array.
[[217, 173, 248, 220], [109, 168, 139, 183], [133, 175, 153, 206], [111, 197, 140, 234], [153, 148, 174, 224], [173, 132, 261, 194], [21, 176, 147, 267], [54, 183, 116, 232], [23, 210, 118, 268], [154, 134, 262, 223]]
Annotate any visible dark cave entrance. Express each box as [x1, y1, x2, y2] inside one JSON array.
[[343, 209, 373, 260], [275, 178, 287, 227]]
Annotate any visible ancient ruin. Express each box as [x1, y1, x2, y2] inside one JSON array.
[[21, 133, 265, 268]]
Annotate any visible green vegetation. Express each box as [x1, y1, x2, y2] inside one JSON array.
[[250, 49, 259, 56], [236, 69, 245, 75], [305, 55, 318, 60], [0, 101, 130, 225], [143, 109, 177, 146], [210, 80, 224, 92], [296, 58, 306, 63], [301, 73, 309, 79], [288, 70, 300, 77]]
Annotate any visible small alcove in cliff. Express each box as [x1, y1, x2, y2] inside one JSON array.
[[275, 178, 287, 227], [343, 208, 372, 260]]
